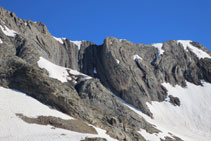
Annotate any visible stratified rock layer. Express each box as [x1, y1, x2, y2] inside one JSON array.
[[0, 6, 211, 141]]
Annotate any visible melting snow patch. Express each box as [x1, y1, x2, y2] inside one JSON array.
[[81, 76, 92, 81], [53, 36, 65, 44], [152, 43, 164, 64], [70, 41, 82, 50], [0, 38, 3, 44], [152, 43, 164, 55], [133, 55, 142, 61], [116, 59, 120, 64], [138, 129, 162, 141], [119, 39, 126, 41], [0, 25, 18, 37], [89, 125, 118, 141], [37, 57, 92, 83], [93, 67, 97, 74], [177, 40, 211, 59]]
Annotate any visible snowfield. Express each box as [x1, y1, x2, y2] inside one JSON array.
[[53, 36, 82, 50], [0, 87, 117, 141], [0, 25, 18, 37], [37, 57, 92, 83], [119, 81, 211, 141], [53, 36, 65, 44], [177, 40, 211, 59]]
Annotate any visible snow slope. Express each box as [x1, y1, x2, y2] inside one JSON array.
[[0, 87, 117, 141], [177, 40, 211, 59], [53, 36, 65, 44], [37, 57, 91, 83], [152, 43, 164, 55], [118, 81, 211, 141], [152, 43, 164, 64], [0, 25, 17, 37], [70, 41, 82, 50], [53, 36, 82, 50]]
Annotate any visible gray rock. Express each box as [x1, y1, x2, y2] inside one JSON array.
[[1, 6, 211, 141]]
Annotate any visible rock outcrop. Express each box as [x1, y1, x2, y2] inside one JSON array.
[[0, 6, 211, 141]]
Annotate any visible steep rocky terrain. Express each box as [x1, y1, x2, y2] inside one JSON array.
[[0, 6, 211, 141]]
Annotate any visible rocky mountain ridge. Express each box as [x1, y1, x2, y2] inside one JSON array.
[[0, 6, 211, 141]]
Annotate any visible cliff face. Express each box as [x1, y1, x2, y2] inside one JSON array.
[[0, 7, 211, 141]]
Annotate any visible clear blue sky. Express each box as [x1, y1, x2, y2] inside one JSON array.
[[1, 0, 211, 50]]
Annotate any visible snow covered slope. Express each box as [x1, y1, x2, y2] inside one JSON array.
[[0, 87, 117, 141], [37, 57, 91, 83], [177, 40, 211, 59], [119, 81, 211, 141], [0, 25, 18, 37]]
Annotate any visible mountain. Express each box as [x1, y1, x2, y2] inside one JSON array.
[[0, 6, 211, 141]]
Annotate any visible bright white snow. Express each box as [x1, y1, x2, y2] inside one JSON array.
[[119, 39, 127, 41], [152, 43, 164, 55], [0, 25, 17, 37], [107, 81, 211, 141], [70, 41, 82, 50], [124, 82, 211, 141], [0, 87, 117, 141], [37, 57, 91, 83], [116, 59, 120, 64], [177, 40, 211, 59], [138, 129, 163, 141], [0, 38, 3, 44], [53, 36, 65, 44], [133, 54, 143, 61], [145, 82, 211, 141], [151, 43, 164, 64]]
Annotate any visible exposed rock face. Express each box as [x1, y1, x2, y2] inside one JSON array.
[[82, 137, 107, 141], [0, 6, 211, 141], [16, 113, 97, 134]]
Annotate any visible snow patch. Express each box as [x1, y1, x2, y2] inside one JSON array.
[[152, 43, 164, 55], [0, 38, 3, 44], [70, 41, 82, 50], [89, 125, 118, 141], [133, 55, 142, 61], [177, 40, 211, 59], [37, 57, 92, 83], [138, 129, 163, 141], [81, 76, 92, 81], [152, 43, 164, 64], [119, 39, 126, 41], [24, 22, 28, 26], [53, 36, 65, 44], [93, 67, 97, 74], [116, 59, 120, 64], [147, 82, 211, 141], [0, 25, 18, 37]]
